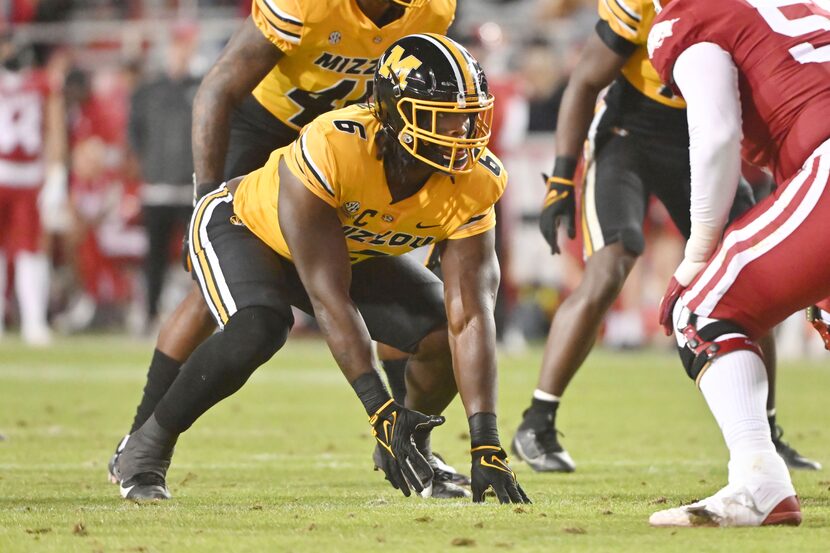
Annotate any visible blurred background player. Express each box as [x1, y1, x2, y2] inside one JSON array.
[[648, 0, 830, 527], [510, 0, 818, 473], [128, 22, 200, 332], [0, 24, 66, 346], [114, 34, 529, 504], [110, 0, 467, 493]]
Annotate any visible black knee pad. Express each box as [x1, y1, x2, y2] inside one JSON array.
[[618, 228, 646, 257], [677, 318, 751, 382], [153, 305, 292, 433], [220, 306, 291, 369]]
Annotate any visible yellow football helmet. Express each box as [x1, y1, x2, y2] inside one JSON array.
[[373, 33, 495, 174]]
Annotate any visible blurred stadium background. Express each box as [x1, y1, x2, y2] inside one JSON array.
[[3, 2, 830, 550], [3, 0, 825, 356]]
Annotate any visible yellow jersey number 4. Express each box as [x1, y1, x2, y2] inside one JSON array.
[[286, 79, 374, 128]]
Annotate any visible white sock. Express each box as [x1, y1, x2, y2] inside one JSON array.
[[699, 350, 795, 511], [0, 252, 6, 336], [15, 251, 51, 340], [533, 389, 561, 403]]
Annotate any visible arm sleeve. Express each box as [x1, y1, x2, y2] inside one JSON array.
[[284, 122, 340, 207], [595, 19, 638, 57], [673, 41, 742, 264], [251, 0, 304, 54]]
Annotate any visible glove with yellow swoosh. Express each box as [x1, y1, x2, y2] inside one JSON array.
[[471, 445, 531, 504], [369, 399, 445, 497], [539, 155, 578, 255]]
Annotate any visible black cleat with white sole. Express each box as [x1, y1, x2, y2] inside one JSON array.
[[114, 415, 177, 500], [772, 425, 821, 471], [431, 451, 471, 486], [427, 454, 471, 499], [511, 425, 575, 473], [108, 435, 129, 484], [120, 472, 172, 500], [372, 444, 472, 499]]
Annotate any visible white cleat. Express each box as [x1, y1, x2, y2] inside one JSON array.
[[22, 326, 52, 347], [650, 485, 802, 528]]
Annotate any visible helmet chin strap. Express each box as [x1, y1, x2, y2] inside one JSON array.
[[378, 128, 440, 197]]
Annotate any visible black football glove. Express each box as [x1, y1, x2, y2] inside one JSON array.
[[471, 445, 531, 504], [539, 173, 576, 255], [369, 399, 445, 497]]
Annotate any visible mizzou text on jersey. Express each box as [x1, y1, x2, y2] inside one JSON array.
[[250, 0, 455, 130], [232, 104, 507, 263]]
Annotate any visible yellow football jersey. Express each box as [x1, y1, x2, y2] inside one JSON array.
[[597, 0, 685, 109], [233, 104, 507, 263], [251, 0, 455, 130]]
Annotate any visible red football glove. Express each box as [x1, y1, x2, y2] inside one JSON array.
[[658, 277, 686, 336]]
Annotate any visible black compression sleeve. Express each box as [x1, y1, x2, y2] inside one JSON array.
[[552, 156, 578, 181], [595, 19, 638, 58], [351, 371, 393, 415], [469, 412, 500, 448]]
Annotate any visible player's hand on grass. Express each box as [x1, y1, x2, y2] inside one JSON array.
[[539, 172, 576, 255], [369, 399, 445, 497], [470, 445, 530, 504]]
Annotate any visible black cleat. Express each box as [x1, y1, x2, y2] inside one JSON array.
[[429, 468, 471, 499], [108, 435, 129, 484], [114, 415, 177, 500], [431, 451, 471, 486], [427, 454, 471, 499], [373, 444, 472, 499], [120, 471, 171, 500], [772, 425, 821, 471], [511, 426, 575, 473]]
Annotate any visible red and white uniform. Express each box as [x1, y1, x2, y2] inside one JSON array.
[[0, 68, 51, 254], [649, 0, 830, 339]]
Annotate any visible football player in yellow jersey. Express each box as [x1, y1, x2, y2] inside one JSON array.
[[113, 34, 530, 505], [510, 0, 818, 472], [109, 0, 460, 489]]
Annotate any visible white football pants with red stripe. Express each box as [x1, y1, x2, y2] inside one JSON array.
[[678, 137, 830, 340]]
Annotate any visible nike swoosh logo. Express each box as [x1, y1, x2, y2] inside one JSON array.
[[544, 191, 570, 207], [416, 222, 441, 229]]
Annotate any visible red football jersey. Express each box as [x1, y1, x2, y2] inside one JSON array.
[[649, 0, 830, 183], [0, 68, 51, 188]]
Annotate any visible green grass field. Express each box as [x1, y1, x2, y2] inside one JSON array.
[[1, 336, 828, 552]]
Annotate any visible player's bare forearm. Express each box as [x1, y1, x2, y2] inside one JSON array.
[[192, 82, 232, 183], [312, 299, 378, 382], [555, 32, 628, 158], [276, 160, 377, 383], [441, 230, 500, 416], [449, 312, 499, 416], [192, 17, 284, 183]]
